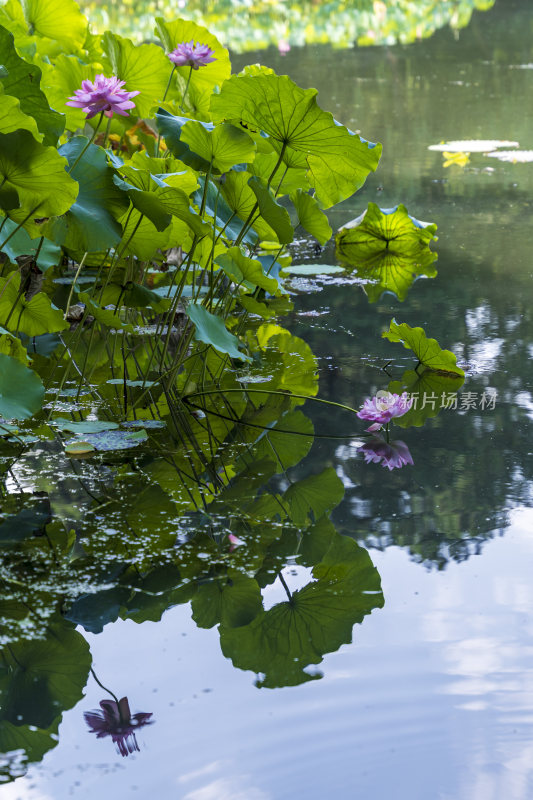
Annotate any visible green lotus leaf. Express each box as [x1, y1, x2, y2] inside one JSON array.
[[252, 324, 318, 396], [186, 302, 252, 362], [12, 0, 88, 50], [102, 32, 172, 119], [99, 282, 172, 313], [0, 26, 64, 145], [210, 72, 381, 208], [290, 188, 332, 245], [284, 466, 344, 526], [250, 152, 309, 195], [39, 54, 98, 132], [388, 368, 465, 428], [383, 320, 465, 377], [0, 94, 42, 140], [0, 720, 58, 781], [216, 246, 279, 294], [0, 499, 49, 545], [237, 295, 274, 319], [0, 186, 19, 212], [191, 571, 263, 629], [0, 130, 78, 236], [68, 428, 148, 451], [219, 170, 278, 242], [336, 203, 438, 259], [0, 330, 29, 364], [115, 167, 209, 237], [193, 177, 257, 245], [248, 176, 294, 244], [154, 17, 231, 100], [0, 218, 61, 270], [220, 521, 383, 688], [0, 623, 91, 729], [353, 249, 437, 302], [42, 138, 127, 252], [181, 120, 256, 174], [116, 210, 176, 261], [0, 352, 44, 419], [52, 418, 119, 434], [0, 272, 68, 336], [77, 293, 134, 332], [156, 110, 212, 172]]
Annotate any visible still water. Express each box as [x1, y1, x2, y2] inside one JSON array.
[[4, 0, 533, 797]]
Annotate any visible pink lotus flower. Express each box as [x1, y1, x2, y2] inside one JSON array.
[[84, 697, 153, 757], [66, 75, 140, 120], [168, 41, 216, 70], [357, 390, 412, 431], [358, 435, 414, 471], [228, 533, 244, 552]]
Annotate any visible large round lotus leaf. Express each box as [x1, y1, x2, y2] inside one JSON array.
[[17, 0, 88, 51], [102, 32, 172, 119], [210, 72, 381, 209], [0, 352, 44, 419], [0, 95, 42, 140], [0, 130, 78, 236], [43, 139, 128, 252], [67, 428, 148, 451]]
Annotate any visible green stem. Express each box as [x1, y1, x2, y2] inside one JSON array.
[[64, 251, 88, 321], [185, 386, 361, 416], [102, 115, 112, 150], [90, 667, 120, 705], [156, 64, 177, 157], [68, 111, 105, 174], [179, 65, 194, 113]]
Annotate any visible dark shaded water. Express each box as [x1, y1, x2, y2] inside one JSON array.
[[4, 1, 533, 798]]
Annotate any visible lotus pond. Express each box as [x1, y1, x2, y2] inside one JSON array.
[[1, 0, 533, 798]]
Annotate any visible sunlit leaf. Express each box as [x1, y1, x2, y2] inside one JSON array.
[[102, 32, 172, 119], [0, 272, 68, 337], [16, 0, 88, 50], [336, 203, 437, 259], [211, 72, 381, 208], [382, 320, 465, 377], [290, 189, 332, 245], [248, 176, 293, 244], [0, 218, 61, 270], [0, 130, 78, 236], [216, 246, 279, 293], [181, 120, 256, 173], [0, 25, 64, 145]]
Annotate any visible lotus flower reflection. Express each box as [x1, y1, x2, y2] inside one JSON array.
[[168, 41, 217, 69], [357, 390, 413, 432], [66, 75, 140, 119], [84, 696, 153, 757], [358, 435, 414, 471]]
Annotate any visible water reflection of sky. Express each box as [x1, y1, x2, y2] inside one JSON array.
[[5, 508, 533, 800]]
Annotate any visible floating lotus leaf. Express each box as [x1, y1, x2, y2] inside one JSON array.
[[191, 571, 263, 629], [210, 72, 381, 208]]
